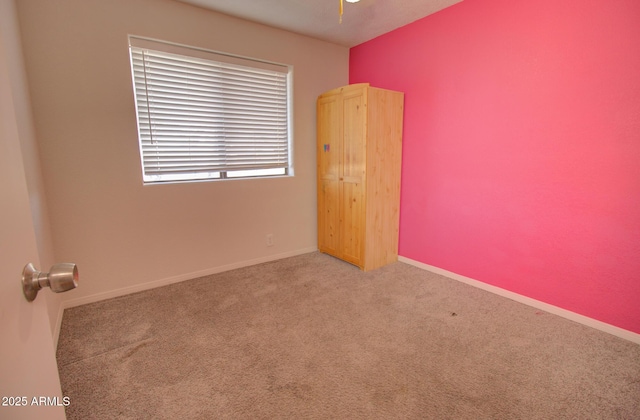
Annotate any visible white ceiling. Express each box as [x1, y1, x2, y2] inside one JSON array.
[[176, 0, 463, 47]]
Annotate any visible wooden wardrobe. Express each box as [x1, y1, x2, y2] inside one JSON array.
[[316, 83, 404, 271]]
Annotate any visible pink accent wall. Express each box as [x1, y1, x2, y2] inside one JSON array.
[[350, 0, 640, 333]]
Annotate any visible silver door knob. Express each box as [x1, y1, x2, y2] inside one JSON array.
[[22, 263, 78, 302]]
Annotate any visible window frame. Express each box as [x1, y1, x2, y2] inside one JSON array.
[[128, 36, 294, 185]]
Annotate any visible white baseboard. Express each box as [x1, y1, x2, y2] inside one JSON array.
[[54, 247, 317, 345], [398, 256, 640, 345]]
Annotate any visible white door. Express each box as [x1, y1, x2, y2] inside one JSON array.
[[0, 2, 66, 418]]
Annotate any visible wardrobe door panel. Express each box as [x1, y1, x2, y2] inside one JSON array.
[[340, 180, 364, 265]]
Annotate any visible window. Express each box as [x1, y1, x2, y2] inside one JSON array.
[[128, 36, 292, 184]]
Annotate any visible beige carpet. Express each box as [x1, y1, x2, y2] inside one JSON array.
[[57, 252, 640, 419]]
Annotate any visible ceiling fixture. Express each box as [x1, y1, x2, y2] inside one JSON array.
[[339, 0, 360, 24]]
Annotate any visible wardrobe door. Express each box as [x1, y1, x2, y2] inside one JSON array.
[[317, 94, 341, 257], [339, 88, 367, 267]]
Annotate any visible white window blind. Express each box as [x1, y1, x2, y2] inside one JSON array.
[[128, 36, 292, 183]]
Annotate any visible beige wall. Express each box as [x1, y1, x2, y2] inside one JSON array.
[[16, 0, 348, 307]]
